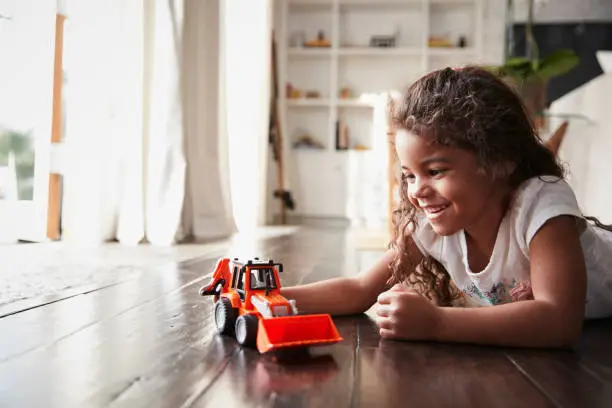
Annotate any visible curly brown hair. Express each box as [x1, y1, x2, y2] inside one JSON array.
[[387, 65, 564, 306]]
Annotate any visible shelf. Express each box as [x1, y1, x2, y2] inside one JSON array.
[[288, 0, 333, 11], [286, 98, 332, 107], [339, 0, 422, 6], [336, 99, 375, 108], [428, 47, 476, 56], [289, 0, 331, 4], [430, 0, 476, 4], [284, 98, 381, 108], [288, 47, 423, 57], [338, 47, 422, 56], [293, 147, 372, 154], [288, 47, 332, 57], [277, 0, 489, 221]]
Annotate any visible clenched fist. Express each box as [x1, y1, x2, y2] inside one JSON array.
[[375, 284, 442, 341]]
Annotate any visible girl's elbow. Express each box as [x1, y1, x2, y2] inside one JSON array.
[[550, 316, 583, 349], [563, 321, 583, 348]]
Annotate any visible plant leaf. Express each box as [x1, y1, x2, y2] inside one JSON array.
[[493, 57, 534, 80], [505, 57, 531, 68], [536, 49, 579, 80]]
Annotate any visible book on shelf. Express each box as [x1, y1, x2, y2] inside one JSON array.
[[335, 119, 350, 150]]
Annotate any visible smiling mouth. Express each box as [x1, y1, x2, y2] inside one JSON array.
[[422, 204, 450, 218]]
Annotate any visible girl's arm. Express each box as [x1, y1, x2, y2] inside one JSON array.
[[281, 249, 397, 316], [434, 215, 587, 348]]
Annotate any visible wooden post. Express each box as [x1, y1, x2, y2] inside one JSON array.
[[46, 13, 65, 240]]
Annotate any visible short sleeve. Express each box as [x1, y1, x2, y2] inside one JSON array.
[[410, 212, 443, 259], [514, 176, 583, 246]]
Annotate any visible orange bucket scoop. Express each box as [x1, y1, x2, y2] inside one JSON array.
[[256, 314, 343, 354]]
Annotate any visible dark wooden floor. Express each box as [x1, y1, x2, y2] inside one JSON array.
[[1, 227, 612, 408]]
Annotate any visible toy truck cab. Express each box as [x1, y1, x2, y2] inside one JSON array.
[[199, 257, 343, 353]]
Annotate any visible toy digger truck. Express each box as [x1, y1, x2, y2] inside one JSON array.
[[199, 257, 343, 354]]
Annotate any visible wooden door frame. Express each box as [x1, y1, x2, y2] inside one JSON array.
[[46, 12, 65, 240]]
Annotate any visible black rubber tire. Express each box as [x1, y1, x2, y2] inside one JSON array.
[[235, 314, 259, 347], [214, 298, 237, 335]]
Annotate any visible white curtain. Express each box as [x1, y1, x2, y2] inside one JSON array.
[[61, 0, 239, 245], [182, 0, 237, 241], [223, 0, 273, 232]]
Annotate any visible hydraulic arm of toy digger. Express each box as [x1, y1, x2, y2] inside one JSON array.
[[199, 257, 231, 297]]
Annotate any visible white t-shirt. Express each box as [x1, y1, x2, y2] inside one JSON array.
[[411, 176, 612, 319]]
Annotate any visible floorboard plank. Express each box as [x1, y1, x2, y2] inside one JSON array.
[[189, 340, 357, 408], [505, 318, 612, 408], [0, 271, 227, 407], [348, 311, 553, 408], [0, 260, 216, 363]]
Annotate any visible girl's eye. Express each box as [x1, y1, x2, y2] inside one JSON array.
[[401, 173, 415, 183], [428, 169, 446, 177]]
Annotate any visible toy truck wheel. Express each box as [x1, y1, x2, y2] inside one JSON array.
[[214, 298, 237, 335], [235, 314, 258, 347]]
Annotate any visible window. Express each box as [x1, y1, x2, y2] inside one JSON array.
[[249, 268, 277, 290], [231, 266, 238, 288], [236, 269, 245, 291]]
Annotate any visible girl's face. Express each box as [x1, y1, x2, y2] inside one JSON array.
[[395, 129, 502, 236]]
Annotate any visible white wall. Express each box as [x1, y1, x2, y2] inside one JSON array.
[[512, 0, 612, 23], [483, 0, 507, 65], [57, 0, 67, 14]]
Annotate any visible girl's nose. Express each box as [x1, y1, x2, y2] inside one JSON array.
[[410, 178, 431, 200]]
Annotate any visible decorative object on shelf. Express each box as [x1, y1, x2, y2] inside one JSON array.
[[289, 31, 306, 47], [286, 82, 303, 99], [304, 30, 330, 48], [491, 0, 578, 129], [339, 87, 353, 99], [369, 26, 399, 48], [428, 35, 453, 48], [458, 35, 467, 48], [293, 134, 325, 150], [305, 90, 320, 99], [335, 119, 349, 151], [353, 144, 370, 151], [370, 35, 395, 48]]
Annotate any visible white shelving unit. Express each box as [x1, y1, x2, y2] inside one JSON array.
[[274, 0, 487, 224]]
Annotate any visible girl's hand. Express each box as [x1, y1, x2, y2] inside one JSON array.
[[375, 284, 442, 341]]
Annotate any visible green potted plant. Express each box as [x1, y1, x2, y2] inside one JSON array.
[[0, 129, 35, 200], [490, 0, 580, 127]]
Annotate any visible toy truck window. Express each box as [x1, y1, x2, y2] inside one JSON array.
[[250, 268, 277, 290], [236, 269, 245, 290], [231, 266, 238, 288]]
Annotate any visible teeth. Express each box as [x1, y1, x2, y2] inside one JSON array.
[[424, 205, 447, 213]]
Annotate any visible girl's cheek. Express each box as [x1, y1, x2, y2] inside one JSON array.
[[407, 195, 420, 209]]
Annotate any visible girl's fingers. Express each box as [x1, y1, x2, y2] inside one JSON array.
[[376, 318, 394, 331], [377, 290, 396, 304], [376, 304, 391, 317], [379, 327, 396, 339]]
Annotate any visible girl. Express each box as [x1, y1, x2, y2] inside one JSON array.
[[281, 66, 612, 349]]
